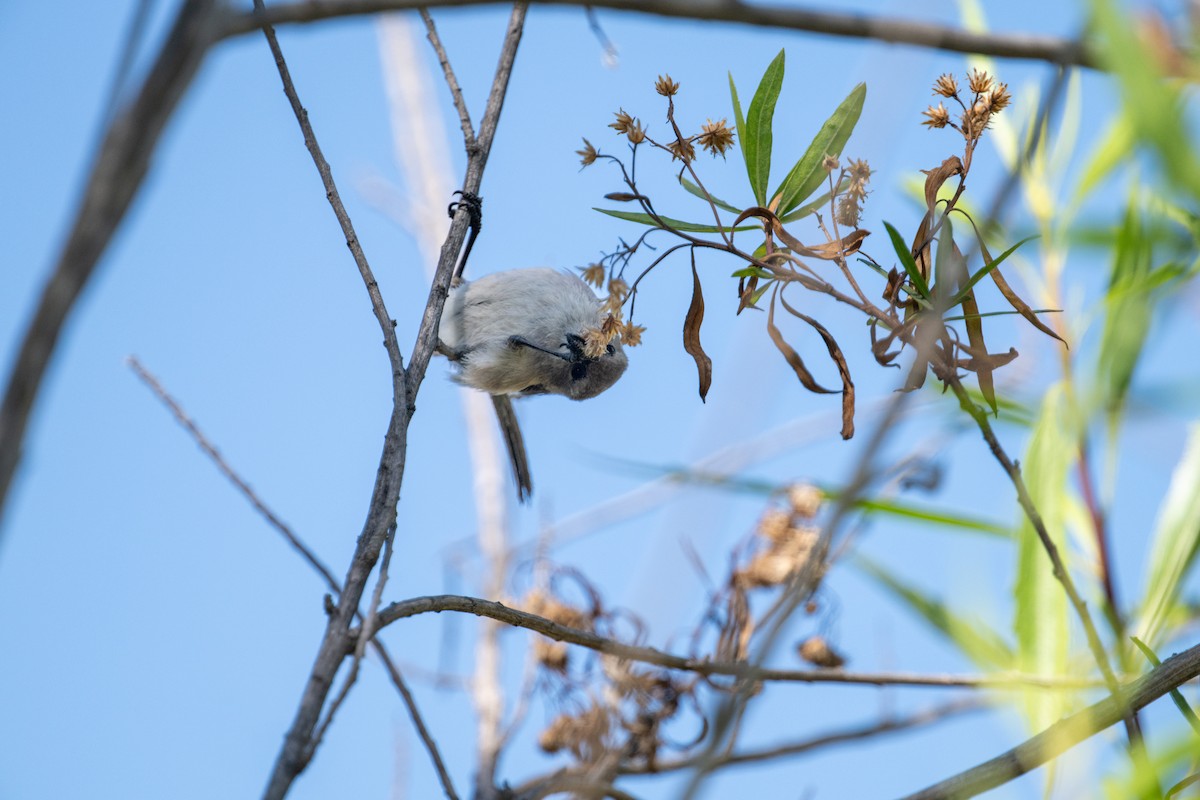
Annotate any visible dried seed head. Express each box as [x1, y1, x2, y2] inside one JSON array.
[[797, 635, 846, 668], [627, 121, 647, 145], [607, 277, 630, 303], [533, 638, 570, 672], [822, 154, 840, 173], [756, 509, 791, 543], [846, 157, 872, 185], [836, 195, 862, 228], [610, 109, 635, 134], [583, 328, 611, 359], [620, 321, 646, 347], [932, 73, 959, 97], [580, 262, 606, 288], [655, 74, 680, 96], [921, 102, 950, 129], [989, 82, 1012, 113], [697, 118, 735, 157], [967, 68, 993, 94], [538, 706, 611, 759], [600, 313, 622, 338], [962, 104, 992, 139], [787, 483, 823, 518], [576, 137, 598, 167], [667, 137, 696, 163]]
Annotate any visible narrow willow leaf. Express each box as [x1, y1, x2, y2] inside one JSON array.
[[678, 175, 743, 215], [884, 221, 930, 299], [951, 235, 1040, 307], [684, 256, 712, 401], [856, 556, 1013, 669], [743, 49, 786, 206], [1130, 636, 1200, 733], [731, 266, 773, 279], [1075, 114, 1134, 203], [773, 82, 866, 216], [1013, 384, 1073, 732], [595, 207, 756, 234], [1098, 195, 1154, 416], [729, 71, 748, 190], [778, 178, 847, 224], [1132, 424, 1200, 649]]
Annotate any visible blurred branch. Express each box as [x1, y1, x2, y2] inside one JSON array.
[[899, 641, 1200, 800], [0, 0, 222, 534], [259, 3, 528, 797], [364, 594, 1108, 689], [223, 1, 1095, 69], [513, 697, 984, 796]]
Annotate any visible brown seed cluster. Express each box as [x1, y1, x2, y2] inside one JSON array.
[[922, 70, 1012, 141], [735, 484, 824, 589], [836, 157, 872, 228]]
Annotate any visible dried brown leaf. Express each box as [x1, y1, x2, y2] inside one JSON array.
[[684, 255, 712, 401], [779, 293, 856, 439], [767, 290, 836, 395]]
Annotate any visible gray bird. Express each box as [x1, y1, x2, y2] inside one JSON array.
[[439, 268, 629, 499]]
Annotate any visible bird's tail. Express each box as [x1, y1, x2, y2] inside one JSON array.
[[490, 394, 532, 502]]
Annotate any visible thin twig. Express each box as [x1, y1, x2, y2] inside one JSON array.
[[126, 356, 341, 588], [375, 646, 462, 800], [948, 380, 1132, 705], [362, 594, 1116, 689], [898, 642, 1200, 800], [225, 1, 1096, 69], [419, 9, 475, 145]]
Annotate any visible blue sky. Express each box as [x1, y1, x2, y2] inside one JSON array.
[[2, 1, 1197, 798]]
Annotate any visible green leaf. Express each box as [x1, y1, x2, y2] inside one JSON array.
[[777, 178, 848, 223], [951, 235, 1040, 307], [1075, 113, 1134, 203], [731, 266, 773, 279], [1012, 383, 1074, 732], [856, 556, 1013, 669], [729, 71, 748, 188], [1132, 424, 1200, 650], [1098, 194, 1154, 417], [741, 280, 772, 310], [742, 49, 786, 206], [772, 82, 867, 216], [1130, 636, 1200, 733], [821, 491, 1011, 537], [595, 207, 756, 234], [931, 218, 964, 302], [678, 176, 743, 215], [884, 221, 930, 299]]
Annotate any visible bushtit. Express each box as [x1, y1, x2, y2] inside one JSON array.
[[439, 268, 629, 500]]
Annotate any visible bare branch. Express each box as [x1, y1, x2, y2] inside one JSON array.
[[260, 4, 528, 797], [363, 594, 1111, 690], [0, 0, 221, 531], [223, 1, 1094, 69]]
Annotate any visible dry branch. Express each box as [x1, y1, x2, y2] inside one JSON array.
[[223, 1, 1093, 69]]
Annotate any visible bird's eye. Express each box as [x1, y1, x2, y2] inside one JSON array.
[[570, 363, 588, 381], [606, 344, 615, 355]]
